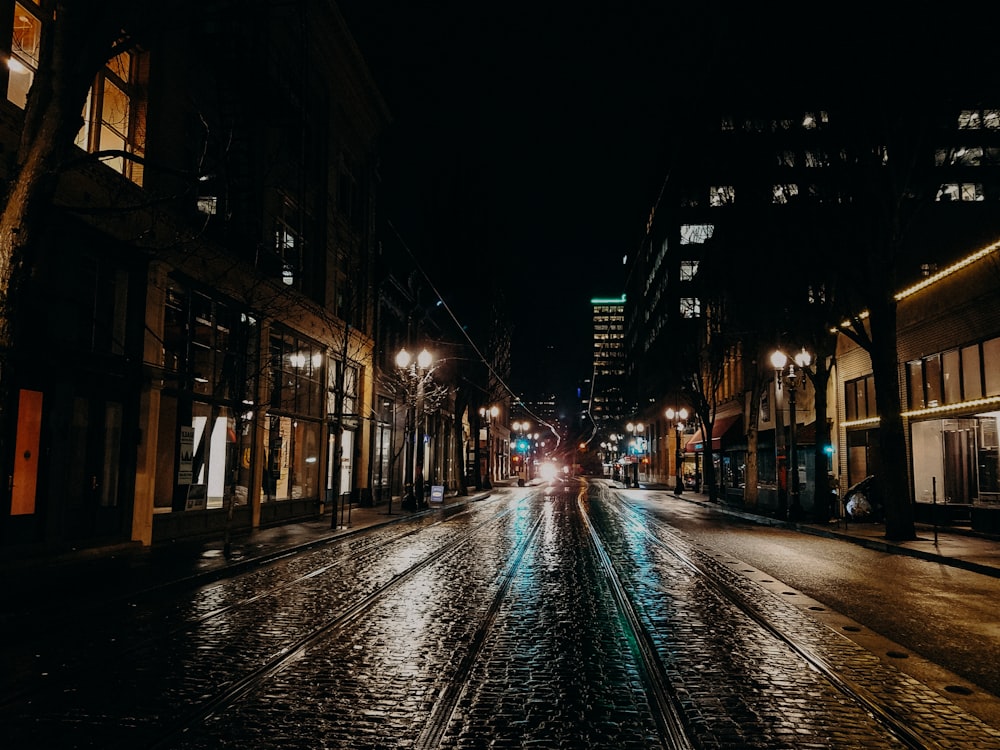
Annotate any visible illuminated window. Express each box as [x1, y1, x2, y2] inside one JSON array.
[[6, 2, 40, 108], [959, 110, 982, 129], [328, 361, 359, 418], [804, 150, 829, 168], [274, 196, 303, 287], [936, 183, 984, 202], [75, 49, 147, 185], [679, 297, 700, 318], [772, 184, 799, 204], [846, 376, 877, 420], [802, 112, 827, 129], [679, 260, 699, 281], [709, 186, 735, 206], [680, 224, 713, 244]]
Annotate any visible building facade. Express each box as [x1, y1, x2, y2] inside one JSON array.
[[0, 1, 394, 552], [589, 296, 627, 434], [625, 88, 1000, 521]]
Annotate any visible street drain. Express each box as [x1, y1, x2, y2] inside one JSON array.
[[945, 685, 974, 695], [887, 651, 909, 659], [782, 591, 797, 596], [759, 579, 774, 583], [842, 625, 861, 632], [808, 606, 825, 611]]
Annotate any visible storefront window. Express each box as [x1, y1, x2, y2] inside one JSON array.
[[912, 415, 998, 505], [263, 327, 324, 503], [155, 281, 258, 513], [262, 415, 320, 501]]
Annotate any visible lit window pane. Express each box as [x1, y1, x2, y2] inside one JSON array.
[[942, 349, 961, 404], [101, 80, 129, 139], [7, 3, 41, 108], [679, 224, 714, 244], [984, 338, 1000, 396], [962, 345, 982, 399], [679, 260, 699, 281]]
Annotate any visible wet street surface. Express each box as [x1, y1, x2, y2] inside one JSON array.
[[3, 480, 1000, 748]]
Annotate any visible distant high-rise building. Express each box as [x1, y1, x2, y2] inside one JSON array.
[[589, 295, 626, 434]]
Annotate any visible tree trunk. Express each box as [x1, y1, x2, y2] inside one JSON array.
[[743, 365, 762, 507], [698, 410, 718, 502], [868, 293, 916, 540]]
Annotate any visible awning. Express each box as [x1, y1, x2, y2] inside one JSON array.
[[685, 414, 742, 453]]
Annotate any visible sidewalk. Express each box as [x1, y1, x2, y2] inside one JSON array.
[[633, 480, 1000, 580]]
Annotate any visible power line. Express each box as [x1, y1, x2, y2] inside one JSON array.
[[385, 220, 562, 448]]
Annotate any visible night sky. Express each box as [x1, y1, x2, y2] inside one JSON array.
[[336, 1, 707, 404], [334, 3, 972, 407]]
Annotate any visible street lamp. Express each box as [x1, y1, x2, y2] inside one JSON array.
[[397, 347, 433, 511], [626, 422, 644, 487], [608, 434, 620, 482], [771, 348, 811, 521], [479, 404, 499, 489], [665, 407, 689, 495], [512, 420, 531, 484]]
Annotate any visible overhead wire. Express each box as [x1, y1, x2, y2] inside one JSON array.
[[386, 219, 563, 449]]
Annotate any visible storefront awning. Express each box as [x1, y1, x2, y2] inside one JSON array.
[[685, 414, 742, 453]]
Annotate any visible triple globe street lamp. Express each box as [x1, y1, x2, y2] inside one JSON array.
[[479, 404, 499, 489], [396, 347, 433, 511], [664, 407, 688, 495], [771, 347, 812, 521], [512, 420, 533, 484], [625, 421, 645, 487]]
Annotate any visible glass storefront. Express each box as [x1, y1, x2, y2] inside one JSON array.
[[155, 280, 257, 513], [263, 328, 324, 504], [262, 415, 321, 501], [911, 412, 1000, 506]]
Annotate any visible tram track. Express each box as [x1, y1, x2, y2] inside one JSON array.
[[1, 496, 523, 748], [0, 500, 492, 711], [11, 481, 997, 748], [594, 486, 999, 749], [412, 511, 545, 749], [578, 488, 696, 750], [148, 502, 534, 750]]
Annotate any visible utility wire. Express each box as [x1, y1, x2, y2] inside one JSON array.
[[386, 220, 563, 448]]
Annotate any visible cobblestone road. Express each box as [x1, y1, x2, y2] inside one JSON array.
[[4, 481, 1000, 749]]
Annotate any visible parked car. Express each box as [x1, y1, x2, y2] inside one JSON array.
[[843, 475, 882, 521]]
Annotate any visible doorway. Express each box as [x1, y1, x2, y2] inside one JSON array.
[[64, 395, 124, 540]]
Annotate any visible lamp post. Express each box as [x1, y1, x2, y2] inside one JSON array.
[[665, 407, 689, 495], [512, 421, 532, 484], [626, 422, 644, 487], [608, 434, 620, 483], [397, 347, 433, 511], [771, 348, 812, 522], [479, 404, 499, 489]]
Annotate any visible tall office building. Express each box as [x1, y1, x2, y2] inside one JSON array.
[[589, 295, 627, 435]]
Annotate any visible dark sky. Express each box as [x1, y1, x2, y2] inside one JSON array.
[[337, 1, 703, 400], [334, 3, 991, 415]]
